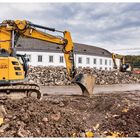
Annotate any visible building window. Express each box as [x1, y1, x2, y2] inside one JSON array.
[[100, 67, 102, 70], [26, 55, 31, 62], [100, 59, 102, 65], [105, 59, 107, 65], [59, 56, 64, 63], [86, 57, 90, 64], [49, 55, 53, 63], [93, 58, 96, 64], [105, 67, 107, 70], [38, 55, 42, 62], [78, 57, 82, 64], [109, 60, 111, 66]]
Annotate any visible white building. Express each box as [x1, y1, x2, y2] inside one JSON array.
[[17, 38, 119, 70]]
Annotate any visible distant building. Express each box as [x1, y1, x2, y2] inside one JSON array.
[[17, 38, 119, 70]]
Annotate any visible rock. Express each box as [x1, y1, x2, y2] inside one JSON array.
[[42, 117, 48, 123], [6, 114, 13, 119], [93, 123, 100, 131], [20, 108, 25, 112], [0, 105, 7, 116], [17, 127, 30, 137], [112, 114, 119, 118], [79, 132, 86, 137], [0, 106, 6, 124], [0, 124, 9, 133], [4, 118, 10, 123], [51, 112, 61, 121], [17, 121, 26, 127], [136, 132, 140, 137], [35, 128, 41, 135], [122, 108, 129, 113], [59, 102, 65, 107]]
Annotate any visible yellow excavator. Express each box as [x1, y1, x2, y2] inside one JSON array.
[[0, 20, 95, 99], [112, 53, 132, 72]]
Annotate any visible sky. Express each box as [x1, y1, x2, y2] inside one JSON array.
[[0, 3, 140, 55]]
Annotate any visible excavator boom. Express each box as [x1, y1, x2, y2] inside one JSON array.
[[0, 20, 95, 98]]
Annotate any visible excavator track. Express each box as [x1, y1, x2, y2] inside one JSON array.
[[0, 83, 41, 99]]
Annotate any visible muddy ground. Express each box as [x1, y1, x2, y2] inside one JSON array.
[[0, 90, 139, 137]]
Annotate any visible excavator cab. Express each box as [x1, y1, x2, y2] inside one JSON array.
[[120, 64, 129, 72], [16, 54, 29, 77]]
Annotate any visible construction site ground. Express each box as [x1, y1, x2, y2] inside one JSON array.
[[41, 83, 140, 95], [0, 83, 139, 137]]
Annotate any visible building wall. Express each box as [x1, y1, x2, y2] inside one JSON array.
[[75, 54, 113, 70], [17, 51, 118, 70]]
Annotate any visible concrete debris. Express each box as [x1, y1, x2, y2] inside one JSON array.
[[93, 123, 100, 131], [0, 105, 7, 116], [0, 124, 9, 133], [17, 127, 30, 137], [27, 66, 140, 86], [42, 117, 48, 123], [50, 112, 61, 121]]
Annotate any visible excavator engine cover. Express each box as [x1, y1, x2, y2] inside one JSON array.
[[72, 73, 96, 96]]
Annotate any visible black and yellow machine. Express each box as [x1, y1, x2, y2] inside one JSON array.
[[0, 20, 95, 99], [112, 53, 132, 72]]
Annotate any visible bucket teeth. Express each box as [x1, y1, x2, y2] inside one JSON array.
[[72, 73, 96, 96]]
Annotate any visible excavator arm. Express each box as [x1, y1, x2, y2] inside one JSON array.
[[112, 53, 125, 69], [0, 20, 95, 96], [0, 20, 76, 79]]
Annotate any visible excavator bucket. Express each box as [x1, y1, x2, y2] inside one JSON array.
[[72, 73, 96, 96]]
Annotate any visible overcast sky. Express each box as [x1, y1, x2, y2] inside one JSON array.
[[0, 3, 140, 55]]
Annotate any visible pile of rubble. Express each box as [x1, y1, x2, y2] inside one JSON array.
[[27, 66, 140, 86], [0, 91, 139, 137]]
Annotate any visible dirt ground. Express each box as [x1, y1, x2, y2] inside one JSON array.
[[0, 89, 139, 137], [41, 83, 140, 95]]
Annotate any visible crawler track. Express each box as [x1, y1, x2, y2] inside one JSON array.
[[0, 83, 41, 99]]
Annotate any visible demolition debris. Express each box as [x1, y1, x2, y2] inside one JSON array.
[[27, 66, 140, 86]]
